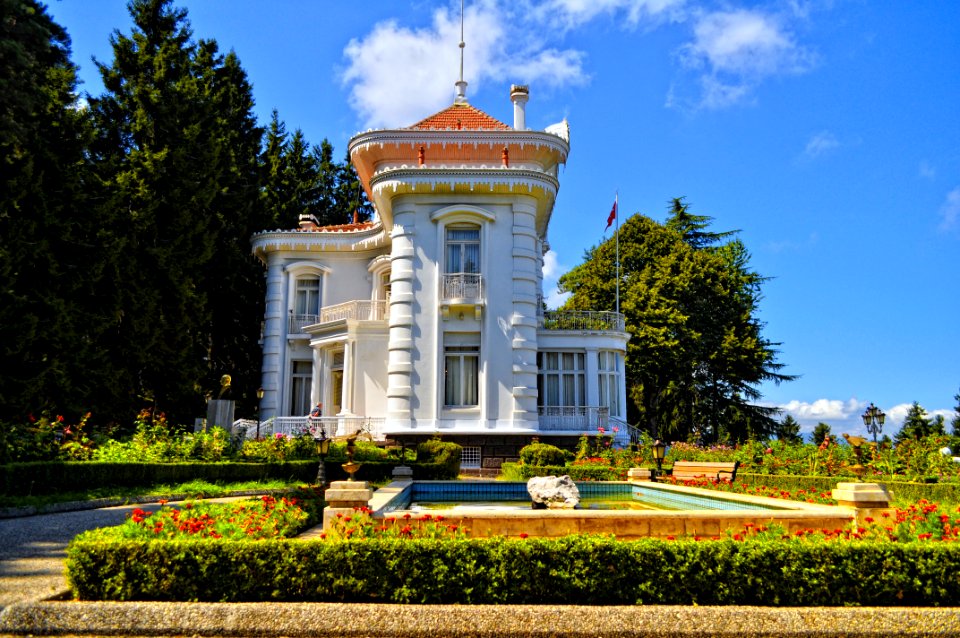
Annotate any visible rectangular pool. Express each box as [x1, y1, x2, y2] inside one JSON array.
[[363, 480, 852, 539]]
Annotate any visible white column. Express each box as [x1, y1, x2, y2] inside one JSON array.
[[584, 346, 600, 409], [310, 346, 324, 413], [339, 340, 353, 416]]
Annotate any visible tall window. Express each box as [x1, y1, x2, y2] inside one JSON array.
[[445, 226, 480, 273], [598, 351, 622, 417], [444, 333, 479, 407], [537, 351, 585, 407], [290, 360, 312, 416], [294, 277, 320, 317]]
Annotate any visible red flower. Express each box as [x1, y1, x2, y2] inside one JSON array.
[[519, 532, 529, 539]]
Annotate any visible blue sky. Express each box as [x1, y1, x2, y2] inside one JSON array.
[[46, 0, 959, 439]]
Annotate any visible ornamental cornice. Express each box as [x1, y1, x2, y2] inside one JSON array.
[[349, 129, 569, 158], [250, 224, 388, 262], [369, 168, 559, 196]]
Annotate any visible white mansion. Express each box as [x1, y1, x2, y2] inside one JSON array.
[[252, 84, 630, 471]]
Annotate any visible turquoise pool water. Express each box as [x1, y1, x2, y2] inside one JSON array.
[[380, 481, 787, 513]]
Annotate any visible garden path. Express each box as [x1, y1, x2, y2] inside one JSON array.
[[0, 498, 245, 609]]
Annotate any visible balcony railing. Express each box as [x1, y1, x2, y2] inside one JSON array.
[[537, 310, 625, 332], [241, 416, 386, 441], [288, 300, 387, 333], [320, 300, 387, 323], [537, 406, 609, 432], [441, 273, 483, 303]]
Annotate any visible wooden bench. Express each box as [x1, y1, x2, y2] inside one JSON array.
[[669, 460, 740, 482]]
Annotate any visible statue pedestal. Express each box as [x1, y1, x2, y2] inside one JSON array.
[[323, 480, 374, 529], [392, 465, 414, 482], [832, 482, 894, 525], [205, 400, 235, 430]]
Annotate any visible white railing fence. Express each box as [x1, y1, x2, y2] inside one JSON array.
[[288, 300, 387, 333], [320, 300, 387, 323], [537, 406, 609, 432], [537, 310, 625, 332], [235, 416, 386, 441], [441, 273, 483, 301]]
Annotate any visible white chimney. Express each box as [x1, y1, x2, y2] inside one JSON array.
[[510, 84, 529, 130]]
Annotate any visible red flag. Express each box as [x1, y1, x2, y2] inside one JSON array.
[[605, 200, 617, 231]]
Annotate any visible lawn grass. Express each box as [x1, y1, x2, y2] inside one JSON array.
[[0, 478, 310, 509]]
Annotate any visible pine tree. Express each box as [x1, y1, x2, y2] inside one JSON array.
[[89, 0, 265, 423], [952, 388, 960, 437], [777, 415, 802, 444], [0, 0, 119, 420], [894, 401, 933, 444], [812, 422, 832, 445], [559, 203, 793, 443]]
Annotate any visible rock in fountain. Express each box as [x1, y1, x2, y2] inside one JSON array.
[[527, 475, 580, 509]]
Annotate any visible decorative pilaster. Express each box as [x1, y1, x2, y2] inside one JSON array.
[[260, 258, 285, 419], [386, 209, 416, 425], [510, 200, 540, 426]]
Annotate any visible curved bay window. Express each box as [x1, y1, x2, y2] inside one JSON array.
[[598, 351, 622, 417], [537, 351, 585, 408]]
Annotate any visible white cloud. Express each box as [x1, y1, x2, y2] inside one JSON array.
[[675, 8, 814, 110], [781, 398, 862, 422], [803, 131, 840, 158], [542, 250, 572, 308], [342, 2, 588, 129], [535, 0, 687, 31], [938, 186, 960, 232]]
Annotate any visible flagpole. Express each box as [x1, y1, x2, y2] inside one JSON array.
[[615, 191, 620, 315]]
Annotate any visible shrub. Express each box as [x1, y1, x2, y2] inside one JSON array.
[[414, 440, 461, 479], [0, 461, 318, 496], [67, 534, 960, 605], [519, 442, 567, 467]]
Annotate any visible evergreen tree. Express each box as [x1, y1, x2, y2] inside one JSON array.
[[559, 203, 793, 443], [952, 387, 960, 437], [894, 401, 934, 443], [88, 0, 265, 422], [665, 197, 736, 250], [812, 422, 832, 446], [776, 415, 802, 444], [0, 0, 118, 420]]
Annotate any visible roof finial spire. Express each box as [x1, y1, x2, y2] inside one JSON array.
[[454, 0, 468, 104]]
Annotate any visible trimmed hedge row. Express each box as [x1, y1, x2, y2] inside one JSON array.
[[67, 535, 960, 605], [735, 473, 960, 504], [2, 461, 318, 496], [2, 452, 461, 496], [513, 463, 626, 481]]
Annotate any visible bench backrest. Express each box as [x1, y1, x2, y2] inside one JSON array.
[[670, 460, 739, 482]]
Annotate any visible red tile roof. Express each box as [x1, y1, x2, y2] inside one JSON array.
[[301, 221, 377, 233], [410, 103, 511, 131]]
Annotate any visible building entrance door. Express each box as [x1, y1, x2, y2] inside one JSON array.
[[330, 370, 343, 415]]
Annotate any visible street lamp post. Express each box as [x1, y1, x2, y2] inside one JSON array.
[[255, 387, 264, 439], [652, 439, 666, 476], [861, 402, 886, 447], [314, 426, 331, 486]]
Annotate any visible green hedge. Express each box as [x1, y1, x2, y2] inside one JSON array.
[[514, 464, 626, 481], [2, 454, 462, 496], [735, 473, 960, 504], [67, 535, 960, 605], [1, 461, 319, 496]]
